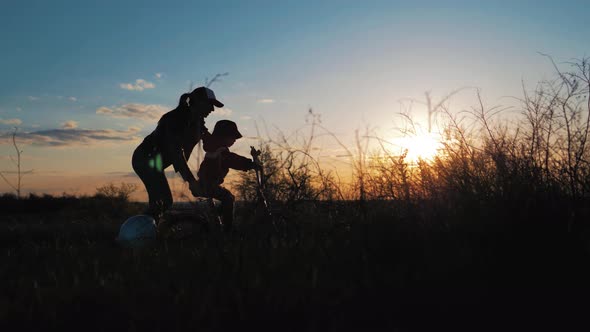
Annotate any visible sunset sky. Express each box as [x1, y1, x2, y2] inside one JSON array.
[[1, 0, 588, 200]]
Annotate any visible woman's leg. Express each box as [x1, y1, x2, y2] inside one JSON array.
[[132, 147, 173, 221]]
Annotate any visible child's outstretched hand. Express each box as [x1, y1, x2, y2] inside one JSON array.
[[250, 146, 261, 159], [250, 146, 263, 170]]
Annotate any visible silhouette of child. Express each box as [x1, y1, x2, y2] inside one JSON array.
[[195, 120, 257, 232], [132, 87, 222, 221]]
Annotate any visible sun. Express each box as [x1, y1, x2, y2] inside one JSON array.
[[390, 132, 442, 162]]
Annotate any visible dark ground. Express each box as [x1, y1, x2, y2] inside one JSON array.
[[1, 194, 590, 331]]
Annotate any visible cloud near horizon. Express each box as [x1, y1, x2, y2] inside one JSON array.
[[0, 127, 141, 147], [0, 118, 23, 125], [119, 79, 155, 91], [211, 107, 233, 117], [61, 120, 78, 129], [257, 99, 275, 104], [96, 103, 168, 121]]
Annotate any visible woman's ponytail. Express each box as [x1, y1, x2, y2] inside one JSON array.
[[178, 93, 190, 110]]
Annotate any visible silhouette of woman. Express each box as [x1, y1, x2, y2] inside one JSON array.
[[132, 87, 224, 221]]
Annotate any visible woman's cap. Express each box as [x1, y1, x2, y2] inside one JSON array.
[[212, 120, 243, 139], [191, 87, 224, 108]]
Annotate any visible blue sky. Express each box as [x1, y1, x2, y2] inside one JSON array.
[[0, 0, 588, 197]]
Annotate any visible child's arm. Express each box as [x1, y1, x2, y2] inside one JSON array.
[[225, 152, 256, 171]]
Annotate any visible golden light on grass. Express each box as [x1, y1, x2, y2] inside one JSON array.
[[390, 132, 443, 163]]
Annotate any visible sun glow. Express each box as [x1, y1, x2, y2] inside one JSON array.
[[390, 132, 443, 162]]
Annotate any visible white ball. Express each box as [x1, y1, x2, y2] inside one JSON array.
[[117, 215, 157, 247]]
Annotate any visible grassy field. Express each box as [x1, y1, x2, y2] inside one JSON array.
[[1, 194, 590, 332], [2, 57, 589, 331]]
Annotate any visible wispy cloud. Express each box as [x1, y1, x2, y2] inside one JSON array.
[[61, 120, 78, 129], [211, 107, 233, 117], [119, 79, 156, 91], [68, 96, 77, 102], [0, 127, 141, 147], [28, 96, 39, 101], [16, 107, 22, 112], [96, 103, 168, 121], [155, 73, 164, 79], [257, 99, 275, 104], [0, 118, 23, 125], [240, 115, 252, 120]]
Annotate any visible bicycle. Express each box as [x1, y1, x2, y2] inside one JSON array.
[[249, 146, 300, 243], [156, 146, 296, 240]]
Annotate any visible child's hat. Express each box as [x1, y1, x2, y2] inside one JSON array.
[[213, 120, 243, 139]]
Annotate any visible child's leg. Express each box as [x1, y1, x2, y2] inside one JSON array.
[[210, 186, 235, 232]]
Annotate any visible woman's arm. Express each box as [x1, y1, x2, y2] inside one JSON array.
[[162, 112, 197, 184]]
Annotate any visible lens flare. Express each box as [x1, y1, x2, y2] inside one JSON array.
[[148, 153, 163, 172]]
